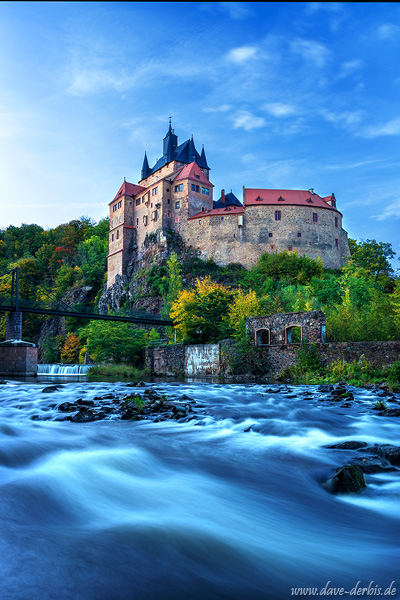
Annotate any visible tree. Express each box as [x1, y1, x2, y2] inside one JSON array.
[[170, 277, 235, 343], [348, 239, 396, 286], [60, 333, 82, 363], [162, 252, 183, 313], [80, 321, 149, 364], [77, 235, 108, 289]]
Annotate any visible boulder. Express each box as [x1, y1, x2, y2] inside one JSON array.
[[324, 464, 366, 495]]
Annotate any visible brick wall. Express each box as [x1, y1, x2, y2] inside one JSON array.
[[0, 343, 38, 376]]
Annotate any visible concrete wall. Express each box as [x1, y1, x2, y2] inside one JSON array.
[[185, 344, 220, 376]]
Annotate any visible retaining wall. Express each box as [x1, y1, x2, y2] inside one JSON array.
[[146, 340, 400, 378]]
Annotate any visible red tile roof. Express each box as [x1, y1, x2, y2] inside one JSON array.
[[111, 181, 146, 203], [244, 188, 338, 211], [189, 205, 244, 220], [175, 162, 214, 187]]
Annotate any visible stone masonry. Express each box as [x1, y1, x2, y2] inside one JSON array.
[[106, 123, 350, 288]]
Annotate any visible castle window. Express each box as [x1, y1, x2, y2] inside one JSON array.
[[275, 210, 281, 221], [199, 220, 202, 225], [113, 204, 117, 212], [288, 246, 293, 251], [335, 217, 338, 228], [136, 218, 139, 225], [335, 238, 339, 247], [175, 184, 183, 192], [270, 244, 275, 249], [151, 210, 158, 221], [175, 217, 179, 223], [233, 233, 236, 238], [116, 230, 119, 239], [197, 236, 200, 241], [175, 201, 180, 209], [142, 196, 145, 203], [136, 198, 140, 206], [297, 232, 302, 238], [118, 200, 122, 209], [221, 216, 224, 220], [167, 199, 170, 204], [152, 187, 158, 196], [313, 213, 318, 223], [111, 234, 114, 242], [268, 232, 273, 238], [143, 216, 148, 226]]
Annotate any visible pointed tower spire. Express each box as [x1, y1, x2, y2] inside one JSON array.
[[188, 135, 197, 163], [141, 152, 150, 180], [200, 144, 209, 169], [163, 119, 178, 162]]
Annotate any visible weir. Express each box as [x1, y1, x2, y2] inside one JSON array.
[[37, 364, 91, 376]]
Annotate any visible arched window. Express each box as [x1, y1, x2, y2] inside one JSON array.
[[255, 328, 270, 346], [285, 325, 302, 344]]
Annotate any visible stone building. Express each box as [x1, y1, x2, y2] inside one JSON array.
[[107, 122, 350, 287]]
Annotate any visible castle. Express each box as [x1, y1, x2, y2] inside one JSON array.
[[107, 122, 350, 287]]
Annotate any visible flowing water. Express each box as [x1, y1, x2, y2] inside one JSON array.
[[0, 379, 399, 600]]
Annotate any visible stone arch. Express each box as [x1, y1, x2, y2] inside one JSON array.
[[255, 328, 270, 346], [285, 324, 302, 344]]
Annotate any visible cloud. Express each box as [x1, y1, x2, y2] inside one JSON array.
[[361, 117, 400, 138], [263, 103, 297, 118], [290, 39, 330, 68], [232, 111, 266, 131], [225, 46, 258, 65], [216, 2, 252, 20], [374, 198, 400, 221], [203, 105, 232, 113], [336, 59, 363, 80], [320, 109, 363, 128], [375, 23, 400, 41]]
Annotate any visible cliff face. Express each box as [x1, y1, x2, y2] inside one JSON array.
[[99, 230, 197, 316]]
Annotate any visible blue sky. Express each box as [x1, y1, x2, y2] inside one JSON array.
[[1, 1, 400, 261]]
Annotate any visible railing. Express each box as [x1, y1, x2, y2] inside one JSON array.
[[0, 267, 173, 326]]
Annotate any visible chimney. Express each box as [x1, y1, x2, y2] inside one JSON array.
[[221, 189, 225, 204]]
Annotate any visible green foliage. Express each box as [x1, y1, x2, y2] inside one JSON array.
[[256, 251, 324, 285], [87, 364, 148, 378], [80, 320, 149, 364], [125, 395, 146, 411], [170, 277, 235, 343], [349, 238, 395, 286], [41, 333, 64, 363], [77, 235, 108, 290]]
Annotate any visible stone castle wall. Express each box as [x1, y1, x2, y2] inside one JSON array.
[[185, 204, 349, 270], [146, 340, 400, 379]]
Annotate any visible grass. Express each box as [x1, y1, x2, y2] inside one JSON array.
[[277, 349, 400, 390], [87, 364, 149, 378]]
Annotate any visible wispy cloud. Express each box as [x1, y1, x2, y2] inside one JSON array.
[[262, 103, 297, 118], [290, 39, 330, 68], [232, 111, 266, 131], [361, 117, 400, 138], [224, 46, 258, 65], [216, 2, 252, 20], [375, 23, 400, 41], [374, 198, 400, 221]]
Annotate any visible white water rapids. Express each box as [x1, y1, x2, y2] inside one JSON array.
[[0, 379, 399, 599]]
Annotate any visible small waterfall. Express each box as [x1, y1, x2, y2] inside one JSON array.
[[37, 364, 91, 376]]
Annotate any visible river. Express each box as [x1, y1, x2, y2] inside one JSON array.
[[0, 378, 399, 600]]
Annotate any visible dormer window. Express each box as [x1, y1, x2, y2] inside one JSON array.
[[278, 196, 285, 201], [256, 195, 263, 201], [307, 198, 312, 203]]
